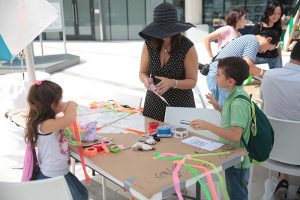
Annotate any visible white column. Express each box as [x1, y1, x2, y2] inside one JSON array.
[[185, 0, 202, 24]]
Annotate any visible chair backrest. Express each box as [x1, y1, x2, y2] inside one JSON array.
[[164, 107, 221, 140], [193, 86, 206, 108], [0, 176, 73, 200], [268, 117, 300, 165]]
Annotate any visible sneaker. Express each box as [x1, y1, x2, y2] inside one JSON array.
[[296, 186, 300, 199], [272, 179, 288, 200]]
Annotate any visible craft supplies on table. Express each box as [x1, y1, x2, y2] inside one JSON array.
[[84, 147, 97, 156], [148, 121, 160, 133], [172, 127, 188, 138], [156, 125, 172, 137]]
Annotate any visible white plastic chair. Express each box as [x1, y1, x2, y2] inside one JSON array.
[[193, 70, 212, 108], [268, 117, 300, 165], [0, 176, 73, 200], [193, 85, 206, 108]]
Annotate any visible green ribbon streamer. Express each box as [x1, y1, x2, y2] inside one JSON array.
[[153, 152, 231, 200], [183, 164, 212, 200], [153, 152, 184, 161], [190, 158, 229, 200], [65, 127, 81, 146], [192, 151, 231, 157]]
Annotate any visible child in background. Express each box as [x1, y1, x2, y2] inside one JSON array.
[[203, 8, 246, 58], [25, 80, 88, 200], [190, 57, 252, 200]]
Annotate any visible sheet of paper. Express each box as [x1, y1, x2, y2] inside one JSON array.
[[149, 83, 169, 105], [256, 63, 269, 71], [182, 136, 224, 151], [112, 113, 145, 132], [77, 105, 131, 127]]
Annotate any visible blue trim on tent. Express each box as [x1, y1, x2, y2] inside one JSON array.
[[0, 35, 18, 61]]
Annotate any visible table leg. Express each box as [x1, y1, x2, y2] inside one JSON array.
[[102, 175, 107, 200], [196, 181, 201, 200]]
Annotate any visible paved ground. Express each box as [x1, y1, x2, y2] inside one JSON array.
[[0, 39, 297, 199]]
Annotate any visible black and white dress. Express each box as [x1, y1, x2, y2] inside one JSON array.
[[143, 36, 195, 122]]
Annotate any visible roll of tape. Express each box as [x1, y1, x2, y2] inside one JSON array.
[[84, 147, 97, 156], [92, 144, 110, 155], [157, 125, 170, 134], [93, 143, 104, 152], [172, 127, 188, 138]]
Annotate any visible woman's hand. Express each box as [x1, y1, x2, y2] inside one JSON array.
[[206, 93, 220, 111], [155, 76, 175, 95], [143, 77, 154, 91], [190, 119, 210, 130]]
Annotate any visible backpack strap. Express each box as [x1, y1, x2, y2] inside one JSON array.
[[230, 95, 254, 149]]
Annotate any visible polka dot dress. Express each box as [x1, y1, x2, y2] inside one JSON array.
[[143, 36, 195, 122]]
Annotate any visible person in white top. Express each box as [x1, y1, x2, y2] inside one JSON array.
[[25, 80, 88, 200], [261, 41, 300, 199], [203, 8, 246, 58]]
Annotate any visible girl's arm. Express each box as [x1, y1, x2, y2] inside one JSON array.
[[40, 101, 77, 133], [190, 119, 243, 142], [203, 31, 222, 58]]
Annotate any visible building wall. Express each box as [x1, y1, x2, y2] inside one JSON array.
[[43, 0, 297, 41]]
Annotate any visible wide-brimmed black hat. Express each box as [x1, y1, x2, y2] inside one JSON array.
[[139, 2, 195, 40]]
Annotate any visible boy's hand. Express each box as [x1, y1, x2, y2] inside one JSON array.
[[190, 119, 210, 130], [206, 93, 220, 111]]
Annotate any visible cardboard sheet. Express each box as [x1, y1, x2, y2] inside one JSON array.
[[72, 132, 246, 199]]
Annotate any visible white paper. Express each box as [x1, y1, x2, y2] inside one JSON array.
[[76, 105, 131, 128], [256, 63, 270, 71], [112, 113, 145, 132], [149, 83, 169, 105], [182, 136, 224, 151]]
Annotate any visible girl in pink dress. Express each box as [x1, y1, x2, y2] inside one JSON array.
[[204, 8, 246, 58]]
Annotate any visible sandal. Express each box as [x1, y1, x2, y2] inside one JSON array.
[[273, 179, 288, 200], [296, 186, 300, 199]]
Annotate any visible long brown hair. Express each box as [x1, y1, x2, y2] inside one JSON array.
[[25, 80, 62, 148], [151, 34, 182, 55]]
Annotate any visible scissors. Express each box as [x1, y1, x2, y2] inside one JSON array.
[[179, 120, 191, 125]]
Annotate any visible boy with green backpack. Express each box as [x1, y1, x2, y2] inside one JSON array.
[[190, 56, 273, 200]]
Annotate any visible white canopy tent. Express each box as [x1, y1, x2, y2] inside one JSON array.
[[0, 0, 58, 82]]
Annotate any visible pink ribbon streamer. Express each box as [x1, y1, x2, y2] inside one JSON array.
[[188, 164, 218, 200]]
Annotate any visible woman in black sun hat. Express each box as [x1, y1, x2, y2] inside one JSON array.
[[139, 2, 198, 122]]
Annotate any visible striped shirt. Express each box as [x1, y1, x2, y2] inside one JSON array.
[[208, 34, 259, 77]]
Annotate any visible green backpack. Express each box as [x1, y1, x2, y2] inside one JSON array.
[[232, 95, 274, 163]]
